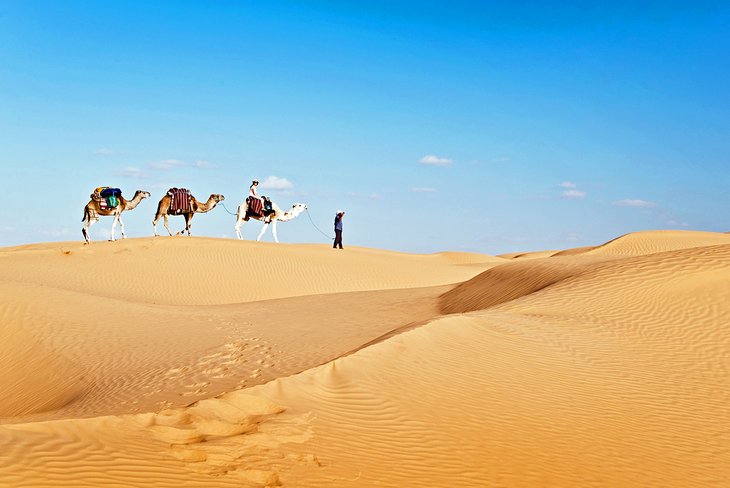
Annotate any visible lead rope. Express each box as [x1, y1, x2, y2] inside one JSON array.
[[219, 202, 238, 216], [305, 208, 335, 240]]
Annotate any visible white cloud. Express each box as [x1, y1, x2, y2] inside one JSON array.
[[369, 193, 379, 200], [95, 148, 116, 156], [492, 157, 511, 162], [614, 199, 656, 208], [666, 220, 690, 227], [419, 155, 453, 167], [562, 189, 587, 199], [559, 181, 577, 188], [149, 159, 186, 170], [259, 176, 294, 191], [411, 187, 437, 193], [119, 166, 148, 179], [194, 160, 217, 169]]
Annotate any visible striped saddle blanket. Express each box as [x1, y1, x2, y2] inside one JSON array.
[[167, 188, 191, 214], [247, 196, 263, 217]]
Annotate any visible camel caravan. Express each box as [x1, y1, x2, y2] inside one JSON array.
[[82, 184, 307, 244]]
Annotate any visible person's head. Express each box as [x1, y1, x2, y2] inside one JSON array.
[[251, 179, 259, 186], [337, 210, 344, 216]]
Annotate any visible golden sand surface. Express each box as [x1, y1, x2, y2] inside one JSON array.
[[1, 231, 729, 487]]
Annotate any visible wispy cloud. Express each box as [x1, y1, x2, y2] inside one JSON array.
[[194, 159, 217, 169], [666, 220, 690, 227], [614, 199, 656, 208], [150, 159, 186, 170], [95, 148, 116, 156], [259, 176, 294, 191], [411, 187, 437, 193], [119, 166, 148, 179], [492, 157, 511, 162], [559, 181, 577, 188], [369, 193, 379, 200], [419, 155, 453, 167], [562, 189, 587, 199]]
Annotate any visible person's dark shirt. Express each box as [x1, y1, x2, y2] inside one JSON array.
[[334, 215, 343, 231]]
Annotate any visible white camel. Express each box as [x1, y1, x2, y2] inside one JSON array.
[[234, 198, 307, 242]]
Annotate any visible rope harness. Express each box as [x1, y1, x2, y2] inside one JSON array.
[[219, 202, 238, 216]]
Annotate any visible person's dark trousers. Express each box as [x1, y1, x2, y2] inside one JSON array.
[[333, 230, 343, 249]]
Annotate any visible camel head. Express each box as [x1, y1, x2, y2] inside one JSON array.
[[278, 203, 307, 222], [134, 190, 152, 199], [211, 194, 225, 203]]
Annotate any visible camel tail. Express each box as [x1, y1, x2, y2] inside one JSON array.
[[82, 206, 89, 222]]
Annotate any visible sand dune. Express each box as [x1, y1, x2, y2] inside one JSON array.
[[498, 249, 559, 259], [439, 254, 621, 314], [0, 238, 499, 305], [1, 231, 729, 487], [574, 229, 730, 256], [0, 238, 495, 422]]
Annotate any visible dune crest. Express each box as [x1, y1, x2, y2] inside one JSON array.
[[578, 229, 730, 256]]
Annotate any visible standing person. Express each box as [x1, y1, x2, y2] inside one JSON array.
[[333, 210, 344, 249]]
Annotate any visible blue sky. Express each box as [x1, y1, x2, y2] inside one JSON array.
[[1, 1, 728, 254]]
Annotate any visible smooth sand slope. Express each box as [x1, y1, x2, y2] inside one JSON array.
[[1, 231, 729, 487], [0, 238, 499, 421]]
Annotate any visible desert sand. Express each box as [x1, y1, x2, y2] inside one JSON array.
[[2, 230, 730, 487]]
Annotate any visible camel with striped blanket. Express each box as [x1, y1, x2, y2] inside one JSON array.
[[153, 192, 225, 237]]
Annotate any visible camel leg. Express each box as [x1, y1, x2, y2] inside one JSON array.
[[163, 215, 173, 236], [110, 215, 119, 241], [82, 219, 92, 243], [256, 222, 269, 242], [83, 216, 99, 243], [153, 215, 159, 236], [119, 215, 126, 239], [271, 219, 279, 243], [184, 213, 193, 236], [234, 216, 244, 240]]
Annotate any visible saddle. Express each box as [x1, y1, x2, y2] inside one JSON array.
[[91, 187, 122, 209], [245, 196, 274, 221], [167, 188, 192, 215]]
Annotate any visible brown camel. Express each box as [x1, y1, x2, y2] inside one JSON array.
[[82, 190, 151, 243], [153, 193, 225, 237]]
